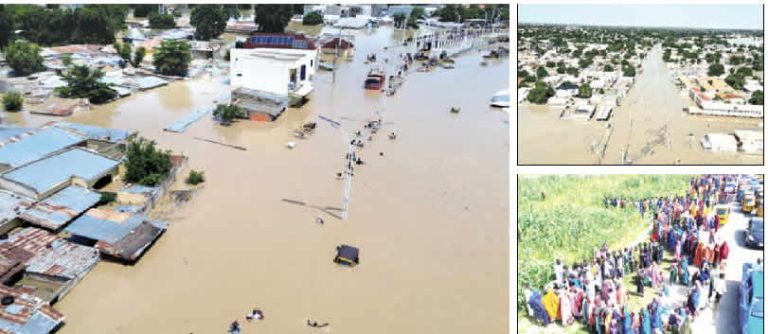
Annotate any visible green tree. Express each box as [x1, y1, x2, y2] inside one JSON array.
[[536, 66, 548, 78], [148, 12, 176, 29], [222, 5, 240, 20], [153, 39, 191, 76], [124, 137, 173, 187], [434, 4, 463, 22], [604, 64, 614, 72], [527, 81, 554, 104], [566, 67, 579, 76], [302, 10, 323, 26], [186, 170, 206, 185], [132, 4, 157, 18], [707, 63, 725, 76], [2, 90, 24, 111], [213, 104, 242, 124], [749, 90, 763, 105], [190, 5, 228, 40], [725, 74, 745, 90], [114, 41, 132, 68], [56, 65, 117, 104], [407, 6, 426, 28], [5, 40, 44, 76], [622, 64, 636, 77], [578, 57, 593, 69], [393, 13, 406, 28], [254, 4, 293, 33], [736, 66, 753, 78], [0, 5, 14, 50], [133, 46, 146, 67], [578, 83, 592, 98], [61, 53, 73, 67], [545, 61, 555, 68]]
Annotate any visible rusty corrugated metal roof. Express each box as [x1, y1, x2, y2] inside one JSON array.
[[0, 285, 64, 333]]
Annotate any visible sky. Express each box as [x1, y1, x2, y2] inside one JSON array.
[[518, 4, 763, 30]]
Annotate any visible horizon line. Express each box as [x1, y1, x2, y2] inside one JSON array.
[[517, 21, 764, 32]]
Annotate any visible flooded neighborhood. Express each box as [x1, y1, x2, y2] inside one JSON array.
[[518, 4, 764, 165], [0, 4, 509, 334]]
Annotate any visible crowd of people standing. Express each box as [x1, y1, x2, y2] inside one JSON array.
[[523, 175, 758, 334]]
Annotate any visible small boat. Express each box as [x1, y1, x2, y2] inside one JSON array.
[[490, 88, 510, 108], [364, 69, 385, 90], [450, 107, 460, 113], [441, 63, 455, 69]]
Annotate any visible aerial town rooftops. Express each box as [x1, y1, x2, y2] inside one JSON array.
[[18, 228, 100, 282], [52, 122, 135, 143], [0, 127, 85, 170], [0, 285, 64, 334], [0, 148, 119, 198], [20, 185, 100, 231]]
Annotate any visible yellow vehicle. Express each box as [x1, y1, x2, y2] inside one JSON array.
[[715, 204, 731, 225], [742, 195, 756, 214], [757, 197, 764, 217]]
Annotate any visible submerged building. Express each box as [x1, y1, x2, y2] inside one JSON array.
[[230, 33, 319, 115]]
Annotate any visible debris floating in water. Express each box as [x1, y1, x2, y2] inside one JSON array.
[[192, 137, 247, 151]]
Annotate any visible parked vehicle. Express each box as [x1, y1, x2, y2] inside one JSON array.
[[364, 69, 385, 91], [743, 194, 756, 213], [739, 263, 764, 334], [716, 204, 732, 225], [745, 217, 764, 249]]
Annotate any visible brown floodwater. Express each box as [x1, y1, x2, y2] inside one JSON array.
[[519, 44, 763, 165], [4, 26, 509, 334]]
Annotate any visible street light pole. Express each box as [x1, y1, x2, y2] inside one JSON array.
[[318, 115, 354, 220]]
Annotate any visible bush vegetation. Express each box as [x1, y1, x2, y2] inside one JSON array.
[[2, 91, 24, 111], [124, 138, 173, 187], [185, 170, 205, 185]]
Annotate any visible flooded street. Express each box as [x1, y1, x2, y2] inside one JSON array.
[[4, 26, 509, 334], [518, 45, 762, 165]]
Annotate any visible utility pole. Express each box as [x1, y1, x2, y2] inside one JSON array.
[[333, 28, 342, 84]]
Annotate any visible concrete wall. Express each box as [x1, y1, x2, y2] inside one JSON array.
[[231, 49, 318, 96]]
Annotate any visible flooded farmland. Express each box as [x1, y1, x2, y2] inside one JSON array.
[[519, 45, 763, 165], [3, 26, 509, 334]]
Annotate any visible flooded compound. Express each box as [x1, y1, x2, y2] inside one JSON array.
[[519, 45, 763, 165], [5, 26, 509, 334]]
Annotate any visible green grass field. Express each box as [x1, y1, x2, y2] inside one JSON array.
[[517, 175, 692, 313]]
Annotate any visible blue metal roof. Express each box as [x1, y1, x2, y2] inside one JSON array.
[[65, 210, 166, 244], [54, 122, 135, 143], [164, 106, 213, 133], [135, 76, 168, 90], [0, 127, 84, 168], [0, 190, 30, 224], [0, 126, 32, 143], [2, 148, 119, 195], [22, 185, 100, 230]]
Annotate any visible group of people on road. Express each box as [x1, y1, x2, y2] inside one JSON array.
[[524, 175, 746, 334]]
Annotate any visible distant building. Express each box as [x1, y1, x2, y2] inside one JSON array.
[[388, 5, 414, 17]]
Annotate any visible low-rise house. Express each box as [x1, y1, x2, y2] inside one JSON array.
[[19, 186, 100, 231], [0, 285, 64, 334], [2, 228, 99, 304], [64, 208, 167, 263], [0, 127, 85, 173], [231, 87, 290, 122], [0, 147, 120, 200], [700, 133, 738, 152]]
